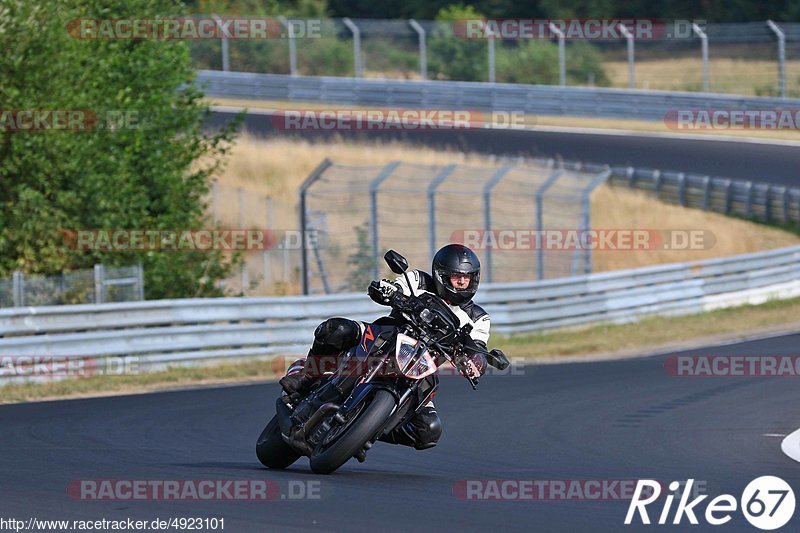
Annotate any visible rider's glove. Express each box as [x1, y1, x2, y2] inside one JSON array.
[[457, 352, 487, 380], [368, 279, 399, 305]]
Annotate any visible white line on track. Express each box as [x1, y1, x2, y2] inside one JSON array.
[[781, 427, 800, 463]]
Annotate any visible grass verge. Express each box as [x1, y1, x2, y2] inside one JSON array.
[[4, 296, 800, 404]]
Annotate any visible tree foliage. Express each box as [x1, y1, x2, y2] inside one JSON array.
[[0, 0, 240, 299]]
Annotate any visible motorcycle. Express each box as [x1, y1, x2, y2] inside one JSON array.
[[256, 250, 510, 474]]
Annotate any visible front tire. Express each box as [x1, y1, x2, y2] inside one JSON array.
[[256, 415, 301, 469], [309, 390, 396, 475]]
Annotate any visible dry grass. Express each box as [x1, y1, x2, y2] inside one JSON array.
[[591, 185, 800, 271], [603, 57, 800, 96], [209, 136, 800, 285]]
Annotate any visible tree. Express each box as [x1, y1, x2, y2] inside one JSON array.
[[0, 0, 240, 298]]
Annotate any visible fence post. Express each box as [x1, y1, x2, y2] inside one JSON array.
[[278, 16, 298, 76], [428, 164, 458, 260], [692, 24, 709, 92], [12, 271, 24, 307], [486, 23, 496, 83], [238, 187, 249, 293], [482, 165, 514, 282], [94, 264, 105, 304], [369, 161, 401, 280], [409, 19, 427, 80], [619, 23, 635, 89], [702, 176, 712, 210], [136, 263, 145, 300], [263, 196, 272, 287], [677, 172, 687, 206], [299, 158, 333, 295], [213, 15, 230, 72], [549, 23, 566, 86], [342, 18, 363, 78], [535, 168, 563, 280], [767, 20, 786, 98], [577, 168, 612, 275]]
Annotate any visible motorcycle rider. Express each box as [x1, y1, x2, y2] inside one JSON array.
[[280, 244, 492, 450]]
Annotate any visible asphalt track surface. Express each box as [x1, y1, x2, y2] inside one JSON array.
[[2, 333, 799, 532], [207, 109, 800, 187]]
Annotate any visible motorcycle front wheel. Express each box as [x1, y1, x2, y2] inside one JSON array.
[[309, 389, 396, 474], [256, 415, 301, 469]]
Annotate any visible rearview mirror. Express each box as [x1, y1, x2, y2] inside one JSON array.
[[384, 250, 409, 274]]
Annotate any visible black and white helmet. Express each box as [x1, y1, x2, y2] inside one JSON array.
[[431, 244, 481, 306]]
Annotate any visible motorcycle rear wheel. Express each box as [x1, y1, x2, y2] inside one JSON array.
[[309, 390, 396, 474]]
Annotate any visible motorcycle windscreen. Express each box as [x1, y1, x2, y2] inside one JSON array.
[[394, 333, 437, 379]]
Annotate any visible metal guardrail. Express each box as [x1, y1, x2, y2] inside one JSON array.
[[1, 245, 799, 380], [608, 166, 800, 226], [196, 70, 800, 122]]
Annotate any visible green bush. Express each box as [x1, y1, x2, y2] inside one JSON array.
[[0, 0, 240, 299]]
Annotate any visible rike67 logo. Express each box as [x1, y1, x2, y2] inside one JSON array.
[[625, 477, 795, 530]]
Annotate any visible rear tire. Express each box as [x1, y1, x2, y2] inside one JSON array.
[[309, 390, 396, 475], [256, 415, 301, 469]]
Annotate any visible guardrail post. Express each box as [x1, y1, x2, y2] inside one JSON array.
[[677, 172, 687, 206], [409, 19, 427, 80], [576, 168, 612, 275], [369, 161, 401, 280], [702, 176, 712, 210], [549, 23, 566, 86], [278, 16, 298, 76], [652, 169, 662, 196], [626, 166, 635, 188], [535, 168, 563, 280], [619, 23, 635, 89], [725, 179, 733, 214], [692, 24, 709, 92], [783, 188, 790, 224], [745, 181, 754, 218], [482, 165, 514, 282], [12, 271, 24, 307], [212, 15, 230, 72], [94, 264, 105, 304], [342, 18, 363, 78], [428, 164, 457, 260], [767, 20, 786, 98], [765, 185, 774, 222], [299, 158, 333, 295]]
